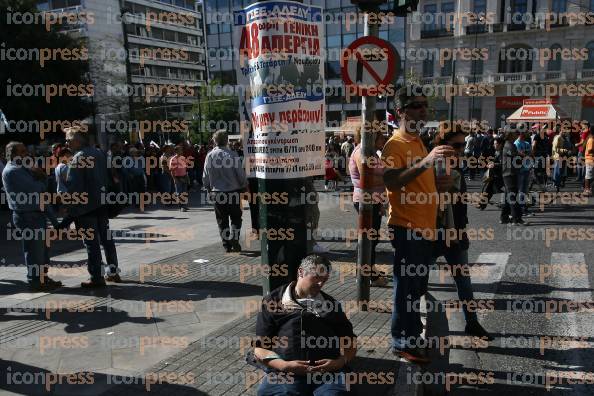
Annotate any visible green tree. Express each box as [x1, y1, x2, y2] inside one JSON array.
[[0, 0, 92, 144], [189, 80, 239, 144]]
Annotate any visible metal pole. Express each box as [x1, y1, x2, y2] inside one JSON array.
[[356, 7, 379, 307], [449, 58, 456, 125], [470, 17, 480, 120]]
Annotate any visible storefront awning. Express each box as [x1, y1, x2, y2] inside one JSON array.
[[506, 99, 570, 122]]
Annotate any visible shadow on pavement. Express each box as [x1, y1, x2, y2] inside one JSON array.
[[0, 359, 205, 396]]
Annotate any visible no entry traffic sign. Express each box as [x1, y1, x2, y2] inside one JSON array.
[[341, 36, 399, 96]]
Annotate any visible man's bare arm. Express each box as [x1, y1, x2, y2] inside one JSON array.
[[383, 145, 454, 190]]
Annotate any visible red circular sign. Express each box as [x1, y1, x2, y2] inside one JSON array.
[[340, 36, 399, 96]]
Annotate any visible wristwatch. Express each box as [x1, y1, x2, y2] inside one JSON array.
[[261, 354, 281, 362]]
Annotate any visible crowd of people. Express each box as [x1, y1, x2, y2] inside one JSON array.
[[0, 129, 252, 290], [2, 85, 594, 395]]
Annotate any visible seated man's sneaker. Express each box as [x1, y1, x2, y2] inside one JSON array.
[[81, 279, 106, 288]]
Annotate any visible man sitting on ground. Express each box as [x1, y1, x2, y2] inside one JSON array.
[[254, 254, 357, 395]]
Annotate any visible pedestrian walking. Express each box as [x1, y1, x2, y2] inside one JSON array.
[[202, 130, 248, 253], [159, 145, 174, 193], [552, 128, 573, 192], [500, 126, 524, 225], [576, 122, 590, 185], [514, 131, 532, 215], [583, 126, 594, 196]]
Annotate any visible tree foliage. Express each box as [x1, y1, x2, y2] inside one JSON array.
[[189, 80, 238, 144], [0, 0, 92, 143]]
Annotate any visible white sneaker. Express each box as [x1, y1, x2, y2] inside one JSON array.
[[313, 242, 329, 253]]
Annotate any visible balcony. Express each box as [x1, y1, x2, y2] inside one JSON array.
[[466, 24, 487, 35], [420, 28, 454, 39], [507, 22, 526, 31], [130, 74, 203, 86], [577, 70, 594, 79], [549, 16, 569, 28], [491, 23, 505, 32], [129, 55, 206, 70], [42, 5, 88, 34], [491, 71, 566, 84], [420, 76, 453, 85]]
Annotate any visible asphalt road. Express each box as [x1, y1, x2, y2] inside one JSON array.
[[422, 179, 594, 396]]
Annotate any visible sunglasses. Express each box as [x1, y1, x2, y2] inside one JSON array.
[[406, 101, 429, 110], [450, 142, 465, 149]]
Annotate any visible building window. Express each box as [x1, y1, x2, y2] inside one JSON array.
[[551, 0, 567, 14], [509, 0, 527, 30], [326, 61, 341, 79], [441, 58, 452, 77], [585, 42, 594, 69], [327, 35, 340, 48], [423, 57, 434, 77], [499, 45, 533, 73], [472, 0, 486, 13], [471, 58, 483, 78], [422, 4, 437, 32], [343, 34, 356, 46], [207, 23, 218, 34], [547, 44, 562, 71], [441, 2, 454, 31]]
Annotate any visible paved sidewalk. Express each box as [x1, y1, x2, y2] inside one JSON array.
[[0, 185, 420, 396]]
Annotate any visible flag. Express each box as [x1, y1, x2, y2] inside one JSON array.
[[0, 109, 9, 134], [386, 110, 398, 128]]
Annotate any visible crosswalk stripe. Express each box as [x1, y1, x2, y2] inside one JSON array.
[[471, 252, 511, 301]]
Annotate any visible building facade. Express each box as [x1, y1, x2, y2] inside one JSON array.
[[407, 0, 594, 129], [203, 0, 407, 129], [38, 0, 207, 145]]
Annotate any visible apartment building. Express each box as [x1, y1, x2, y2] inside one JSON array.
[[203, 0, 406, 127], [407, 0, 594, 128], [38, 0, 207, 145]]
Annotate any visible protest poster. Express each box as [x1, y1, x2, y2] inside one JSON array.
[[234, 0, 325, 179]]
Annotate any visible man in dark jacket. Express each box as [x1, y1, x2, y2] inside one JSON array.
[[2, 142, 62, 291], [65, 127, 120, 287], [500, 126, 524, 225], [254, 255, 357, 395]]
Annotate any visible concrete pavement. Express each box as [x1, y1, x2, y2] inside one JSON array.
[[0, 182, 421, 396]]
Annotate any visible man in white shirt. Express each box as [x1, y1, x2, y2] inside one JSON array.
[[202, 130, 248, 253]]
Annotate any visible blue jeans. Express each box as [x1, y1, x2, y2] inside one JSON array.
[[553, 159, 566, 188], [75, 207, 119, 282], [173, 176, 188, 208], [431, 248, 477, 323], [390, 226, 433, 349], [577, 152, 585, 182], [12, 211, 49, 284], [517, 171, 530, 213], [257, 372, 350, 396]]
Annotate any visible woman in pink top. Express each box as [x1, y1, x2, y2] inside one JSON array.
[[169, 145, 190, 211], [349, 127, 388, 287]]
